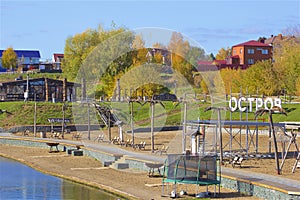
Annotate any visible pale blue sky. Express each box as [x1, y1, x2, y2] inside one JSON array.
[[1, 0, 299, 59]]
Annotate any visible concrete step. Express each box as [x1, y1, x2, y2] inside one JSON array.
[[114, 163, 129, 169], [109, 155, 129, 169]]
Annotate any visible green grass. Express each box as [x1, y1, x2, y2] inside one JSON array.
[[0, 101, 73, 127], [0, 72, 66, 82], [0, 101, 299, 129]]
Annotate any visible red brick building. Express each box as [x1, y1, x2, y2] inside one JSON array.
[[231, 40, 273, 65]]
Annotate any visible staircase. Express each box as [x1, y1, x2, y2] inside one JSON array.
[[108, 155, 129, 170], [94, 103, 121, 127]]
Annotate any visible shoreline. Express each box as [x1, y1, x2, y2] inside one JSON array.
[[0, 151, 135, 200], [0, 143, 262, 200]]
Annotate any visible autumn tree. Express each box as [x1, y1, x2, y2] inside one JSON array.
[[132, 34, 148, 66], [2, 47, 17, 70], [63, 28, 100, 80], [241, 60, 279, 96], [215, 47, 231, 60], [63, 25, 135, 98], [273, 35, 300, 95], [168, 32, 203, 84]]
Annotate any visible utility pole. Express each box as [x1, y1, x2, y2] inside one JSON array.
[[205, 106, 229, 165], [62, 103, 67, 139], [130, 101, 134, 145], [88, 103, 90, 140], [150, 101, 155, 153], [108, 110, 111, 141], [33, 93, 37, 137]]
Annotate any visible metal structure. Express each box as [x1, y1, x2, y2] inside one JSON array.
[[162, 154, 220, 197], [185, 120, 286, 158]]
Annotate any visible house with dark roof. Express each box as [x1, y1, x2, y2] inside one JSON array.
[[0, 77, 80, 102], [0, 50, 41, 71]]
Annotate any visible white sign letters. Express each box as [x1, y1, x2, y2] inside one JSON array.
[[229, 97, 282, 112]]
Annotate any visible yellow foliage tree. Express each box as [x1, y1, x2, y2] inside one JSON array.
[[2, 47, 17, 70]]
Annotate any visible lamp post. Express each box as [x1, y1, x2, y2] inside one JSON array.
[[130, 100, 135, 145], [62, 103, 67, 139], [24, 74, 29, 101], [33, 93, 37, 137]]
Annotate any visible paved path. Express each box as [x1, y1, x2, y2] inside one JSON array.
[[75, 138, 300, 194]]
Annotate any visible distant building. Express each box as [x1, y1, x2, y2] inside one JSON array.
[[0, 78, 80, 102], [52, 53, 64, 70], [0, 50, 41, 71], [230, 40, 273, 65], [197, 39, 273, 71]]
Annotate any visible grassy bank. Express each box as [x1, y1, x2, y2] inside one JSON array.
[[0, 72, 65, 82], [0, 101, 299, 129], [0, 102, 73, 128]]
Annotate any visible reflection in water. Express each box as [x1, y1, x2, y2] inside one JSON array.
[[62, 180, 118, 200], [0, 157, 122, 200]]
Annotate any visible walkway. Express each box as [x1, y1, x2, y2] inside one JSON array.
[[32, 134, 300, 194], [1, 133, 300, 198]]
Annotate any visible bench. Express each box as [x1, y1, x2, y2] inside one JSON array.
[[50, 131, 62, 139], [145, 163, 164, 177], [133, 141, 146, 150], [46, 142, 59, 153], [72, 132, 81, 140], [231, 156, 244, 168], [23, 129, 30, 136]]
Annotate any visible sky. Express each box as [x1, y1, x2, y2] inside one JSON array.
[[0, 0, 299, 60]]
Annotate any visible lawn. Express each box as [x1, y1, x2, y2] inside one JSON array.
[[0, 101, 299, 129]]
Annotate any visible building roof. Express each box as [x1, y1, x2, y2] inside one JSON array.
[[0, 50, 41, 58], [212, 60, 226, 65], [197, 60, 226, 66], [232, 40, 271, 48], [53, 53, 64, 62]]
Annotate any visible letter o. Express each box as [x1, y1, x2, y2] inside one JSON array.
[[229, 97, 238, 111], [264, 97, 274, 110]]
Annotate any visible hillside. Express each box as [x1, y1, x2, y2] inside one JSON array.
[[0, 101, 299, 129]]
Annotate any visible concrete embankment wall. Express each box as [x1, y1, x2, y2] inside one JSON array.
[[0, 136, 299, 200]]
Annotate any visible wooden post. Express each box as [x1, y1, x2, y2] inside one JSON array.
[[34, 94, 37, 137], [62, 104, 66, 139], [82, 78, 86, 101], [218, 109, 223, 165], [117, 78, 120, 102], [182, 101, 187, 153], [63, 78, 67, 102], [151, 101, 155, 152], [108, 111, 111, 141], [45, 78, 49, 102], [88, 103, 90, 140], [269, 110, 281, 175], [131, 101, 134, 145]]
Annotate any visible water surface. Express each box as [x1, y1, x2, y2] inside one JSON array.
[[0, 156, 122, 199]]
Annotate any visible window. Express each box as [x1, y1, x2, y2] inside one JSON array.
[[233, 49, 236, 55], [248, 49, 254, 54], [248, 58, 254, 64], [240, 48, 243, 54], [262, 49, 268, 54]]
